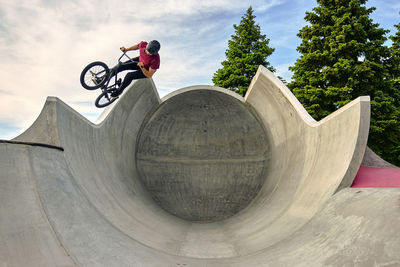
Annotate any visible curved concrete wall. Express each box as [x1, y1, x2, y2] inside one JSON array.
[[362, 146, 399, 168], [1, 66, 397, 266], [136, 87, 270, 222]]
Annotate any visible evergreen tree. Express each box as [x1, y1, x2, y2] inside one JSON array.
[[386, 23, 400, 163], [213, 6, 275, 96], [389, 23, 400, 104], [288, 0, 400, 165]]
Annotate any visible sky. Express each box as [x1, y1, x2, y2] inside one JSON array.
[[0, 0, 399, 140]]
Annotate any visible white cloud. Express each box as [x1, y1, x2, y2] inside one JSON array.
[[0, 0, 264, 137], [0, 0, 398, 139], [274, 63, 293, 82]]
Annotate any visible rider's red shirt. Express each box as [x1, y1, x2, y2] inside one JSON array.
[[138, 41, 160, 71]]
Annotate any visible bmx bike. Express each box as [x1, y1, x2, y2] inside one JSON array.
[[80, 52, 138, 108]]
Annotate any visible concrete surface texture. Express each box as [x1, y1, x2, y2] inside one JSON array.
[[1, 66, 399, 266], [362, 146, 400, 169], [136, 88, 270, 222]]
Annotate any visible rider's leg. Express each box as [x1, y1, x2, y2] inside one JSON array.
[[112, 57, 140, 72], [106, 58, 140, 86], [111, 70, 146, 97], [121, 70, 146, 89]]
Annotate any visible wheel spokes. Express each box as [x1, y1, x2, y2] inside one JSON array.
[[85, 66, 107, 86]]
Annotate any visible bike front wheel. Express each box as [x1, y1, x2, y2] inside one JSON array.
[[80, 61, 109, 90], [95, 89, 118, 108]]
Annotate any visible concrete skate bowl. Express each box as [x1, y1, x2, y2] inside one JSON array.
[[2, 66, 400, 266]]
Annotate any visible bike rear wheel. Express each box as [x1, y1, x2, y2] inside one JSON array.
[[95, 89, 118, 108], [80, 61, 109, 90]]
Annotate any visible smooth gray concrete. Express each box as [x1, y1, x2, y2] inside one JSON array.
[[362, 146, 399, 168], [137, 88, 270, 221], [1, 66, 399, 266]]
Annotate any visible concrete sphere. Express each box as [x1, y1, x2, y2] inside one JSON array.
[[136, 88, 270, 222]]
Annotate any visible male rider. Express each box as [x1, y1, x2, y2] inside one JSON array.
[[111, 40, 160, 97]]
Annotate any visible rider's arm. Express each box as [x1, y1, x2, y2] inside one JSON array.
[[120, 44, 139, 52], [139, 65, 157, 78]]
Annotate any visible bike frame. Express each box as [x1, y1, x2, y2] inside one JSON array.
[[101, 52, 138, 93]]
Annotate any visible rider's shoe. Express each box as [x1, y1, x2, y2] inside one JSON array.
[[110, 79, 123, 97], [111, 89, 123, 97]]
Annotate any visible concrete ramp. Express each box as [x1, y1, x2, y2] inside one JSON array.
[[1, 66, 399, 266]]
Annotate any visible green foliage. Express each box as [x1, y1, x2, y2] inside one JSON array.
[[213, 6, 275, 96], [389, 23, 400, 96], [385, 23, 400, 164], [288, 0, 400, 165]]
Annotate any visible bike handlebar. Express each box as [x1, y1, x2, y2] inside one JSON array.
[[118, 51, 136, 64]]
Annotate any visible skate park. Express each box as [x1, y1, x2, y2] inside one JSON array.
[[1, 66, 399, 266]]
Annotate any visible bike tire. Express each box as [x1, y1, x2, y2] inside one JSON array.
[[95, 89, 118, 108], [80, 61, 110, 90]]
